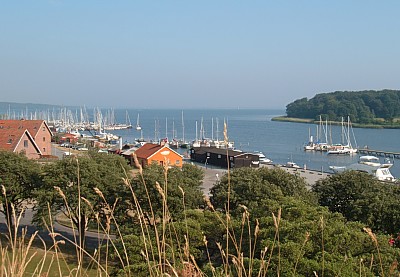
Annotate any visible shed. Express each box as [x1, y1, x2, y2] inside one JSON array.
[[135, 143, 183, 168], [190, 146, 259, 168]]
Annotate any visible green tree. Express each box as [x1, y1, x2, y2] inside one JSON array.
[[210, 167, 315, 217], [313, 171, 400, 234], [126, 163, 204, 226], [285, 89, 400, 124], [34, 151, 132, 247], [208, 168, 400, 276], [0, 150, 42, 234]]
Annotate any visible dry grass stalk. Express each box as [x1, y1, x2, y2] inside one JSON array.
[[293, 231, 310, 276], [320, 216, 325, 277], [363, 227, 384, 276], [0, 188, 51, 277], [265, 209, 282, 276], [123, 178, 159, 276], [203, 235, 216, 276]]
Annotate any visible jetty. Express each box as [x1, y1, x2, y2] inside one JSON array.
[[357, 148, 400, 159]]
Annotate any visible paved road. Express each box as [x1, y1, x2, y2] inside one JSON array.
[[0, 208, 112, 249], [200, 163, 330, 195]]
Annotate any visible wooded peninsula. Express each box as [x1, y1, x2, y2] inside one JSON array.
[[273, 89, 400, 128]]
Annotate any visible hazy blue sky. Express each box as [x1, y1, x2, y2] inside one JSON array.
[[1, 1, 399, 109]]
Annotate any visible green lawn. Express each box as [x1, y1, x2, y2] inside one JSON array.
[[2, 247, 103, 276]]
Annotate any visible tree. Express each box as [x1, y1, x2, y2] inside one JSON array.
[[208, 168, 400, 276], [34, 151, 132, 248], [123, 163, 205, 230], [313, 171, 400, 234], [0, 150, 42, 234], [285, 90, 400, 124], [210, 167, 315, 217]]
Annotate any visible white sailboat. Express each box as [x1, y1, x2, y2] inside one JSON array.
[[136, 113, 142, 131], [327, 116, 357, 155], [179, 110, 190, 148]]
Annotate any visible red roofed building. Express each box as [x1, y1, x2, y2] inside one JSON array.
[[134, 143, 183, 168], [0, 119, 53, 159], [59, 133, 79, 145], [0, 127, 41, 159]]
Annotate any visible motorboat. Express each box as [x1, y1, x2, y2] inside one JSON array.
[[329, 155, 396, 182], [286, 161, 300, 169], [253, 151, 273, 164]]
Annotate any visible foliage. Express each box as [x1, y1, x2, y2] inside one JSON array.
[[33, 151, 132, 243], [210, 167, 316, 217], [285, 90, 400, 124], [0, 150, 42, 230], [124, 163, 204, 226], [313, 171, 400, 235], [3, 148, 400, 276], [209, 167, 400, 276]]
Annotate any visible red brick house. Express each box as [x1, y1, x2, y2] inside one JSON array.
[[0, 127, 41, 159], [134, 143, 183, 168], [0, 119, 53, 159]]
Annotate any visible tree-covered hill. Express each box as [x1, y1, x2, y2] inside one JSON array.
[[286, 90, 400, 124]]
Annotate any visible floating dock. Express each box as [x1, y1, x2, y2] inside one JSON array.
[[357, 149, 400, 159]]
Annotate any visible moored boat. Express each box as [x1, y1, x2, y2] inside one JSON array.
[[253, 151, 273, 164], [329, 155, 397, 182]]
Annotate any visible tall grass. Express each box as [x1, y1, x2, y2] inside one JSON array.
[[0, 153, 396, 276]]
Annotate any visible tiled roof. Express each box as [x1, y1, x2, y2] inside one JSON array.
[[0, 119, 50, 137], [135, 143, 163, 159], [0, 127, 25, 151], [0, 128, 39, 153]]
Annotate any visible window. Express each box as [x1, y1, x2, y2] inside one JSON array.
[[42, 127, 45, 131], [230, 157, 233, 161], [43, 137, 46, 142], [7, 138, 12, 144], [175, 160, 180, 165], [43, 147, 46, 152], [207, 153, 210, 157], [24, 140, 28, 147], [218, 154, 221, 159]]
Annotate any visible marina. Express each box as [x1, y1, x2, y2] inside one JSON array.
[[1, 106, 400, 179]]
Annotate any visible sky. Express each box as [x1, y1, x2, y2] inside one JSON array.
[[1, 1, 400, 109]]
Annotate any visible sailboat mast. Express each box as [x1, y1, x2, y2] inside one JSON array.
[[195, 120, 198, 141], [181, 110, 185, 142]]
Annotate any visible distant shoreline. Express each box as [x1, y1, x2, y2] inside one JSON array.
[[271, 116, 400, 129]]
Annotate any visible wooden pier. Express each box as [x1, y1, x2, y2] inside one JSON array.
[[358, 148, 400, 159]]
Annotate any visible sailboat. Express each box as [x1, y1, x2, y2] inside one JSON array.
[[126, 111, 133, 129], [179, 110, 190, 148], [327, 116, 358, 155], [136, 113, 142, 131]]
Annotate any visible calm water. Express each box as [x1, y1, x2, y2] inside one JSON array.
[[3, 105, 398, 177], [108, 109, 400, 178]]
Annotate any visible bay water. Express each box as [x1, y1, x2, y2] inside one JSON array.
[[109, 108, 400, 179]]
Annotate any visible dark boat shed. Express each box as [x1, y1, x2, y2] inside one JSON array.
[[190, 146, 260, 168]]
